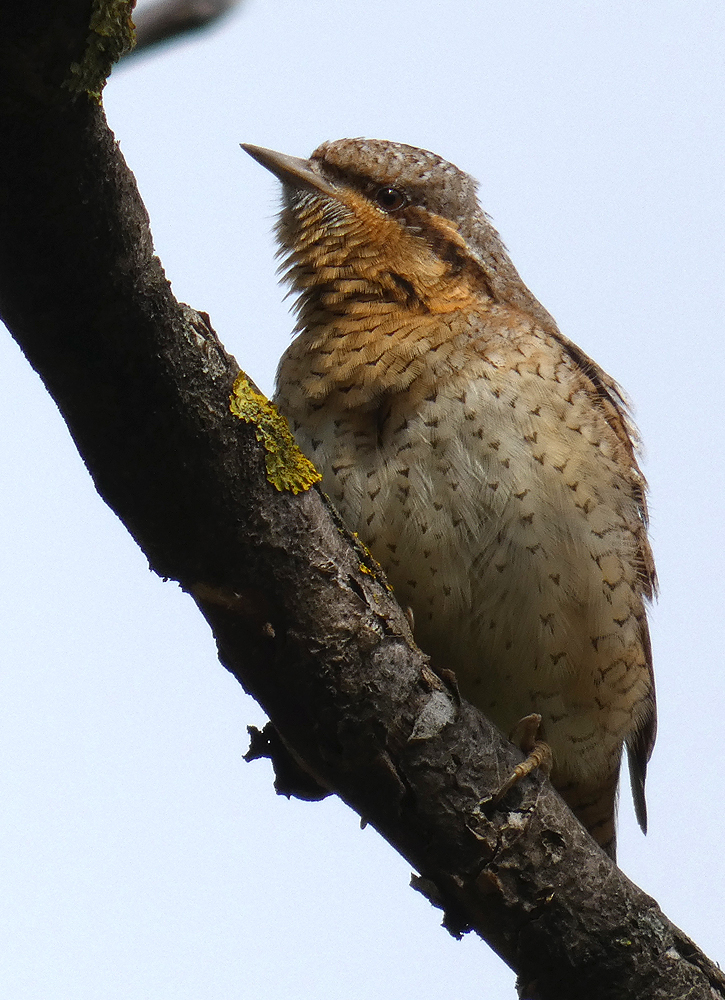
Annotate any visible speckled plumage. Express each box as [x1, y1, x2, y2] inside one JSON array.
[[245, 138, 657, 859]]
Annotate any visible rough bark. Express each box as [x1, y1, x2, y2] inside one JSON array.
[[0, 4, 722, 998]]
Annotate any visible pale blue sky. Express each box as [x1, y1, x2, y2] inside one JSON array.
[[1, 2, 724, 996]]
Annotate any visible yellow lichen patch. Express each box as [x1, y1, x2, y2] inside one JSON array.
[[230, 372, 321, 494], [64, 0, 135, 101], [358, 559, 392, 594], [355, 544, 394, 594]]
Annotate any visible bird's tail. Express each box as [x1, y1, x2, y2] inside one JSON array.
[[557, 771, 619, 861]]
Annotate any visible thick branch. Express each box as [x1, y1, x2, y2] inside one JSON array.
[[0, 6, 722, 998]]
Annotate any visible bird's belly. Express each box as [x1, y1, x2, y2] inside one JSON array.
[[293, 398, 650, 787]]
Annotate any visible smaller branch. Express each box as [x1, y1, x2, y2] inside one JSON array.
[[127, 0, 245, 57], [244, 724, 331, 802]]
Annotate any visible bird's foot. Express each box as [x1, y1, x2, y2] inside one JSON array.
[[491, 713, 553, 804]]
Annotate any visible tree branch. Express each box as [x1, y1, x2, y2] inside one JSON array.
[[0, 4, 722, 998], [127, 0, 245, 58]]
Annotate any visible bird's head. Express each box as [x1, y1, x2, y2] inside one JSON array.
[[242, 138, 549, 329]]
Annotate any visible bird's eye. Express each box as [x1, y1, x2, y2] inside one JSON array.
[[375, 187, 406, 212]]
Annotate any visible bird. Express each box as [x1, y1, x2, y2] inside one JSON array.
[[243, 138, 657, 860]]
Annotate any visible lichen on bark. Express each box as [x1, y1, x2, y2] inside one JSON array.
[[229, 372, 322, 494]]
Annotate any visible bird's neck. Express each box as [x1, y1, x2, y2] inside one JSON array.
[[276, 252, 482, 405], [275, 212, 556, 414]]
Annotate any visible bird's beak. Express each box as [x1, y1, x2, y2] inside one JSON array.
[[241, 143, 337, 197]]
